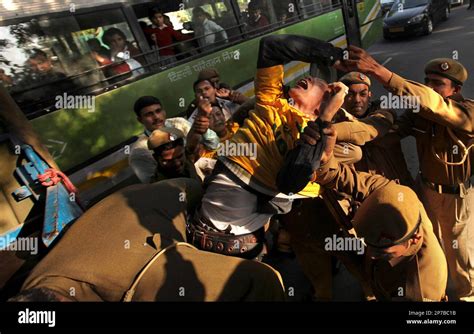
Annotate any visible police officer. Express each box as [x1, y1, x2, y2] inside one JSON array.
[[295, 118, 448, 301], [14, 178, 285, 301], [336, 49, 474, 301], [334, 71, 414, 187]]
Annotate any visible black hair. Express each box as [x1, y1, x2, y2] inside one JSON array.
[[133, 96, 162, 116], [102, 28, 127, 46], [193, 78, 215, 92], [148, 7, 165, 22]]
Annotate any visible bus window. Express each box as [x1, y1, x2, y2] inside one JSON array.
[[75, 8, 146, 83], [0, 7, 147, 117], [0, 16, 96, 116], [300, 0, 338, 17], [237, 0, 273, 36]]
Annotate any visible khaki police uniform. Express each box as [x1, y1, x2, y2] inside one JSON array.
[[335, 72, 414, 187], [386, 59, 474, 300], [20, 178, 285, 301], [315, 157, 448, 301]]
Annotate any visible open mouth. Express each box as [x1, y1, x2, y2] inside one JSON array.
[[296, 78, 309, 90]]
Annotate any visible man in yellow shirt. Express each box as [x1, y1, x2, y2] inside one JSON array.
[[187, 34, 347, 259]]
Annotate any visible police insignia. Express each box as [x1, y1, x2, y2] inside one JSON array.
[[440, 62, 449, 71]]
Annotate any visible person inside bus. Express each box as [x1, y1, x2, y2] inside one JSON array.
[[102, 27, 145, 79], [192, 7, 228, 50], [129, 96, 219, 183], [10, 48, 79, 113], [246, 1, 270, 36], [143, 8, 191, 67]]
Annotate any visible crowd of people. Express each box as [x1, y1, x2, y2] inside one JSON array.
[[8, 28, 474, 302]]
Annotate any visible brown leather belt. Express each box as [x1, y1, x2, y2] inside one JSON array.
[[421, 176, 472, 195], [186, 212, 265, 259]]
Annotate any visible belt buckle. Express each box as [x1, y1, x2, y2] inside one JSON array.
[[437, 184, 443, 194]]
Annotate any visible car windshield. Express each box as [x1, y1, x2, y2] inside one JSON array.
[[391, 0, 428, 10]]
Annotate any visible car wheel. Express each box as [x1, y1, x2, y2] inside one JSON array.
[[442, 6, 450, 20], [424, 17, 433, 35]]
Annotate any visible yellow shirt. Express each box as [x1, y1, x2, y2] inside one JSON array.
[[226, 65, 321, 197]]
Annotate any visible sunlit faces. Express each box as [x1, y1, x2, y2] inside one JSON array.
[[288, 76, 328, 116], [424, 73, 460, 99], [343, 83, 371, 117], [156, 145, 186, 175], [137, 103, 167, 132], [194, 79, 217, 103]]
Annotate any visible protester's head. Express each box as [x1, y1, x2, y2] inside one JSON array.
[[148, 127, 186, 175], [424, 58, 467, 99], [288, 76, 329, 118], [248, 1, 263, 21], [340, 72, 372, 118], [208, 106, 227, 137], [193, 7, 208, 24], [352, 182, 423, 262], [149, 8, 166, 27], [26, 49, 53, 73], [103, 28, 128, 53], [134, 96, 167, 132], [194, 78, 217, 103]]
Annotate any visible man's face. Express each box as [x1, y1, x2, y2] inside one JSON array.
[[424, 73, 458, 98], [137, 103, 167, 132], [209, 106, 226, 134], [157, 145, 185, 174], [195, 80, 217, 103], [194, 13, 206, 24], [28, 56, 53, 73], [343, 83, 371, 118], [151, 13, 165, 26], [288, 76, 329, 116], [249, 8, 261, 21], [108, 33, 126, 52]]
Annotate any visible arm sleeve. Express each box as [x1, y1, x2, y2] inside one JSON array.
[[334, 109, 395, 145], [386, 73, 474, 134], [315, 155, 392, 202]]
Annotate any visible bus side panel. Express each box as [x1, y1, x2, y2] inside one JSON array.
[[29, 10, 345, 172]]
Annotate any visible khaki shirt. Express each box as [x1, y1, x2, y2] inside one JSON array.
[[387, 73, 474, 185], [334, 109, 413, 186], [316, 158, 448, 301], [21, 179, 285, 301]]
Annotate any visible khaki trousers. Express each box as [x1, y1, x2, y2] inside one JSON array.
[[418, 179, 474, 300]]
